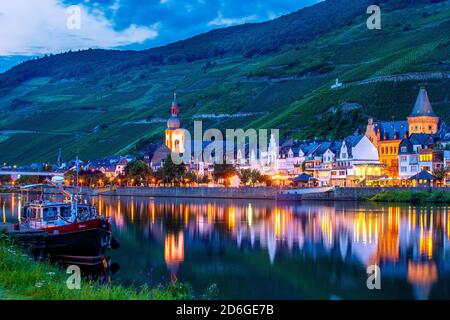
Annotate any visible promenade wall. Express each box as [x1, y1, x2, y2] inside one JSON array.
[[17, 186, 281, 200], [7, 186, 450, 201]]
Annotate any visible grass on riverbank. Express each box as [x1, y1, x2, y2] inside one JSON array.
[[0, 233, 199, 300], [369, 190, 450, 204]]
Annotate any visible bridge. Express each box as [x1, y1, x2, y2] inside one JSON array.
[[0, 171, 64, 177]]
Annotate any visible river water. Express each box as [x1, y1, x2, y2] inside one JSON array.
[[1, 193, 450, 300]]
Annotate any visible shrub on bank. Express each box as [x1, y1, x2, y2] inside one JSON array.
[[426, 190, 450, 203], [369, 190, 450, 204], [0, 233, 199, 300]]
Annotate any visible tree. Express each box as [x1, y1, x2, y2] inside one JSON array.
[[125, 160, 153, 186], [0, 175, 12, 185], [64, 170, 76, 185], [154, 168, 164, 185], [41, 163, 52, 172], [238, 169, 262, 186], [161, 155, 186, 185], [213, 164, 236, 187], [17, 175, 40, 185], [250, 170, 262, 185], [113, 174, 126, 186], [259, 175, 273, 187], [238, 169, 253, 186], [78, 170, 107, 187], [432, 167, 449, 186], [183, 171, 198, 185], [198, 174, 210, 185], [64, 169, 106, 187]]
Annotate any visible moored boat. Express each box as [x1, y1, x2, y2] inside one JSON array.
[[8, 178, 119, 265]]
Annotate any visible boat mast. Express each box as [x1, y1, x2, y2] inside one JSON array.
[[72, 156, 80, 217], [76, 155, 79, 191]]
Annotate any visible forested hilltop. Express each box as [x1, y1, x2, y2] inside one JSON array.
[[0, 0, 449, 164]]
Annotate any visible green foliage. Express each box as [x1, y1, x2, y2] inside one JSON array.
[[150, 282, 193, 300], [161, 155, 186, 185], [0, 0, 449, 163], [259, 175, 273, 187], [303, 107, 366, 140], [197, 174, 210, 185], [369, 190, 450, 203], [238, 169, 262, 186], [17, 175, 40, 185], [0, 235, 196, 300], [124, 160, 153, 185], [0, 0, 375, 87], [432, 166, 449, 182], [426, 189, 450, 203], [78, 170, 107, 186], [183, 171, 198, 184], [0, 175, 12, 185], [213, 164, 236, 186]]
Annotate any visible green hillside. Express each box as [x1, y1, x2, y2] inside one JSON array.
[[0, 0, 449, 165]]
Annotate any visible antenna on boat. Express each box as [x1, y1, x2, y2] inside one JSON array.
[[73, 155, 80, 217], [75, 155, 79, 191]]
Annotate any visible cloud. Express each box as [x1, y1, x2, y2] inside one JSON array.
[[84, 0, 320, 49], [207, 12, 258, 27], [0, 0, 321, 56], [0, 0, 158, 56]]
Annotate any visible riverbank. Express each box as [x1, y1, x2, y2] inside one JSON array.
[[0, 233, 194, 300], [8, 186, 282, 200], [5, 186, 450, 202], [369, 189, 450, 204]]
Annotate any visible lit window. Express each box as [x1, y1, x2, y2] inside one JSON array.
[[420, 154, 432, 162]]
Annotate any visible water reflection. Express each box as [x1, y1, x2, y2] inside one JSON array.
[[1, 193, 450, 300]]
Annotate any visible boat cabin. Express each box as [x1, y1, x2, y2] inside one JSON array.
[[20, 201, 98, 228]]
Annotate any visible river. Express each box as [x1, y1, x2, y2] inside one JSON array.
[[1, 193, 449, 300]]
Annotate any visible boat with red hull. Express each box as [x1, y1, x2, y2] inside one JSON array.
[[7, 179, 119, 267]]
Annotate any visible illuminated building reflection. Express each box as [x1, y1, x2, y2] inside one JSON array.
[[2, 194, 450, 300], [164, 231, 185, 281]]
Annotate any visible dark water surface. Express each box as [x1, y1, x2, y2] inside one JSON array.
[[2, 193, 450, 300]]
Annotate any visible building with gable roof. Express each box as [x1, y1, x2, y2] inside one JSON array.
[[366, 87, 445, 179], [331, 134, 380, 186]]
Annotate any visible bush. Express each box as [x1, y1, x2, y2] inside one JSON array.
[[369, 190, 450, 204], [0, 236, 199, 300]]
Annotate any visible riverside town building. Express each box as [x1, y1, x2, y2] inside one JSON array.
[[18, 87, 449, 188], [158, 86, 450, 187]]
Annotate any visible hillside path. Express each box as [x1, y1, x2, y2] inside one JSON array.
[[334, 71, 450, 90]]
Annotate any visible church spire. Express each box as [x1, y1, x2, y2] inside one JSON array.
[[167, 92, 180, 130], [171, 92, 179, 117], [407, 86, 440, 135], [410, 86, 436, 117]]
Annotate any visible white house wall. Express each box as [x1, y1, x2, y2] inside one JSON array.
[[352, 136, 379, 162]]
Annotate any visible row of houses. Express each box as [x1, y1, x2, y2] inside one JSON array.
[[160, 87, 450, 187], [52, 86, 449, 187], [271, 87, 450, 186]]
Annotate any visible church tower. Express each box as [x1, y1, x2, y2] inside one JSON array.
[[408, 86, 439, 135], [165, 93, 185, 153]]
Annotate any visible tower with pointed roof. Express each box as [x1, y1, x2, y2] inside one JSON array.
[[407, 86, 439, 135], [165, 93, 185, 153]]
